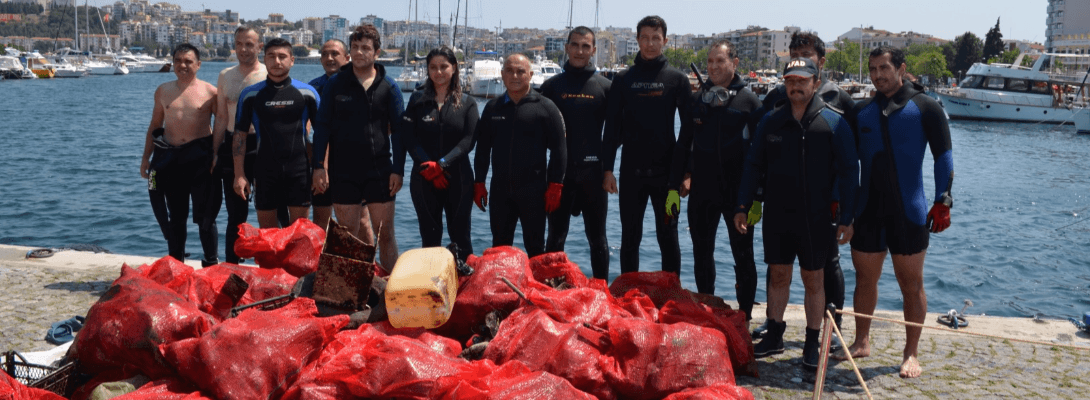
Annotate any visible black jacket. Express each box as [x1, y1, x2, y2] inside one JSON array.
[[539, 62, 611, 166], [669, 73, 762, 190], [402, 91, 479, 176], [602, 54, 692, 176], [762, 76, 855, 116], [473, 90, 567, 190], [313, 63, 406, 179]]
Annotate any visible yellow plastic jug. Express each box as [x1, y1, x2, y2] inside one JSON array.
[[384, 247, 459, 328]]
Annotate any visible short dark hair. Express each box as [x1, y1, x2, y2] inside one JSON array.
[[869, 46, 906, 69], [567, 26, 595, 44], [350, 24, 381, 50], [789, 31, 825, 58], [234, 25, 258, 37], [709, 39, 736, 59], [637, 15, 667, 37], [172, 43, 200, 61], [264, 38, 292, 54], [323, 39, 347, 54]]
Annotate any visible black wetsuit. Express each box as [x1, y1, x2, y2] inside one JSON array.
[[540, 62, 611, 279], [148, 134, 220, 265], [307, 73, 336, 209], [313, 63, 405, 204], [236, 77, 319, 211], [761, 77, 855, 321], [602, 54, 692, 274], [215, 124, 256, 264], [669, 73, 761, 317], [402, 91, 479, 260], [739, 96, 859, 270], [473, 90, 567, 257]]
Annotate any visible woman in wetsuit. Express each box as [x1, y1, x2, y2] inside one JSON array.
[[401, 46, 479, 260]]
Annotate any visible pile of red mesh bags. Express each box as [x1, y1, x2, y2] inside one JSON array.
[[160, 298, 347, 400], [0, 369, 66, 400], [432, 360, 597, 400], [234, 219, 324, 277], [110, 378, 213, 400]]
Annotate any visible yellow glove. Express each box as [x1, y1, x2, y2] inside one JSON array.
[[747, 201, 763, 226]]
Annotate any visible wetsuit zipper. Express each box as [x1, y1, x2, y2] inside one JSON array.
[[878, 109, 906, 215]]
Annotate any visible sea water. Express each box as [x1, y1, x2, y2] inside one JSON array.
[[2, 62, 1088, 320]]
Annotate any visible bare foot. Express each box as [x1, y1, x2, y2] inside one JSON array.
[[831, 341, 870, 361], [899, 355, 922, 378]]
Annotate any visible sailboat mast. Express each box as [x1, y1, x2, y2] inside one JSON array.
[[453, 0, 460, 48], [75, 2, 79, 51], [463, 0, 469, 58], [438, 0, 442, 47], [594, 0, 599, 67]]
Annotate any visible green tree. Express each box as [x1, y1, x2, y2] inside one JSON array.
[[990, 47, 1021, 65], [825, 41, 863, 80], [907, 50, 952, 81], [292, 45, 310, 58], [982, 18, 1005, 62], [32, 40, 52, 52], [217, 45, 231, 58], [950, 32, 983, 77], [663, 47, 696, 70]]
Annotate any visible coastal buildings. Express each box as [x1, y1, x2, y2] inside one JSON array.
[[1046, 0, 1090, 54]]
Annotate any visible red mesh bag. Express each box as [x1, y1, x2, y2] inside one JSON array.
[[525, 287, 631, 329], [282, 324, 469, 400], [432, 359, 596, 400], [132, 257, 248, 321], [192, 263, 297, 305], [614, 290, 659, 322], [234, 219, 324, 277], [601, 318, 736, 400], [608, 271, 693, 308], [160, 298, 347, 400], [660, 300, 758, 377], [68, 368, 140, 400], [0, 369, 66, 400], [431, 246, 550, 342], [528, 252, 590, 288], [73, 265, 216, 379], [483, 308, 614, 399], [661, 384, 754, 400], [110, 378, 214, 400], [368, 321, 462, 358]]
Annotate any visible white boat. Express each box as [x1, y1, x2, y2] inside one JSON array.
[[85, 56, 129, 75], [395, 63, 426, 92], [468, 59, 504, 98], [52, 57, 89, 78], [0, 48, 35, 79], [934, 53, 1088, 125], [530, 56, 561, 89]]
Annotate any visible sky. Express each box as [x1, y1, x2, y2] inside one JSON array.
[[154, 0, 1048, 43]]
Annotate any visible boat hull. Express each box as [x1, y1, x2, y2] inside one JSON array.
[[935, 91, 1081, 125], [1076, 111, 1090, 134], [469, 77, 504, 98]]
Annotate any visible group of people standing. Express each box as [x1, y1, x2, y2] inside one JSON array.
[[140, 15, 954, 379]]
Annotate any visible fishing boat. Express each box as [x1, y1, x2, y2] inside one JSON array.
[[468, 58, 504, 98], [25, 51, 56, 79], [933, 53, 1088, 125]]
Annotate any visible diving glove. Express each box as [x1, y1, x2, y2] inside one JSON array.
[[747, 201, 763, 226]]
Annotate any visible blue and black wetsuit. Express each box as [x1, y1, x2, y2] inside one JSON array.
[[669, 73, 761, 316], [236, 76, 319, 212], [402, 91, 479, 260], [540, 62, 612, 279], [313, 63, 405, 205], [307, 73, 335, 208], [602, 54, 692, 274], [738, 96, 859, 270], [473, 90, 567, 257], [761, 77, 855, 322], [851, 79, 953, 255]]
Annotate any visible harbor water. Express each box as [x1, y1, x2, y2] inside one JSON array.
[[1, 62, 1088, 321]]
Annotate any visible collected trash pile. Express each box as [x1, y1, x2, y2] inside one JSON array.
[[2, 219, 758, 400]]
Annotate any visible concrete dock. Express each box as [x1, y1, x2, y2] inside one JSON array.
[[1, 244, 1088, 398]]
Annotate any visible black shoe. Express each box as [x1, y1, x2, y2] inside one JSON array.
[[802, 328, 821, 372], [751, 320, 769, 341], [754, 320, 786, 358]]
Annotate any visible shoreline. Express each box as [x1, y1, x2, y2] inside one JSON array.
[[2, 243, 1089, 398]]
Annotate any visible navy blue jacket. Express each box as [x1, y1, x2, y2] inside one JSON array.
[[313, 63, 405, 179]]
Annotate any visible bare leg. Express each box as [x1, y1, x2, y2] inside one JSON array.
[[367, 201, 399, 269], [800, 268, 825, 330], [892, 251, 927, 378], [834, 249, 886, 360], [313, 206, 333, 231], [358, 206, 375, 245], [766, 264, 793, 322], [288, 206, 310, 225], [256, 210, 280, 229], [334, 204, 362, 239]]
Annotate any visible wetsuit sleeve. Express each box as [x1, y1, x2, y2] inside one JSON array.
[[439, 100, 479, 168], [401, 95, 430, 164], [235, 88, 255, 134], [829, 113, 860, 225], [545, 102, 568, 184], [668, 96, 696, 190], [389, 79, 407, 176], [312, 78, 334, 170], [737, 115, 771, 210], [473, 104, 493, 183], [601, 76, 625, 172], [305, 84, 319, 145], [920, 97, 954, 203]]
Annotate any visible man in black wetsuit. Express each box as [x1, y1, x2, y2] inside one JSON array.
[[308, 39, 352, 233], [473, 53, 567, 257], [664, 40, 761, 319], [541, 26, 612, 279], [313, 25, 405, 268], [733, 57, 859, 372], [601, 15, 692, 275], [752, 31, 855, 339], [233, 38, 319, 228]]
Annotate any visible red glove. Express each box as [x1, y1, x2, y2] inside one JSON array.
[[926, 203, 950, 233], [432, 174, 449, 190], [419, 161, 444, 181], [473, 182, 488, 211], [831, 201, 839, 218], [544, 183, 563, 213]]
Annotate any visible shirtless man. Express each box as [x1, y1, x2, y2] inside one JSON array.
[[212, 26, 267, 264], [140, 43, 220, 265]]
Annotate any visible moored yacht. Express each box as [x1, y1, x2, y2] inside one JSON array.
[[934, 53, 1088, 124], [469, 58, 504, 98]]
